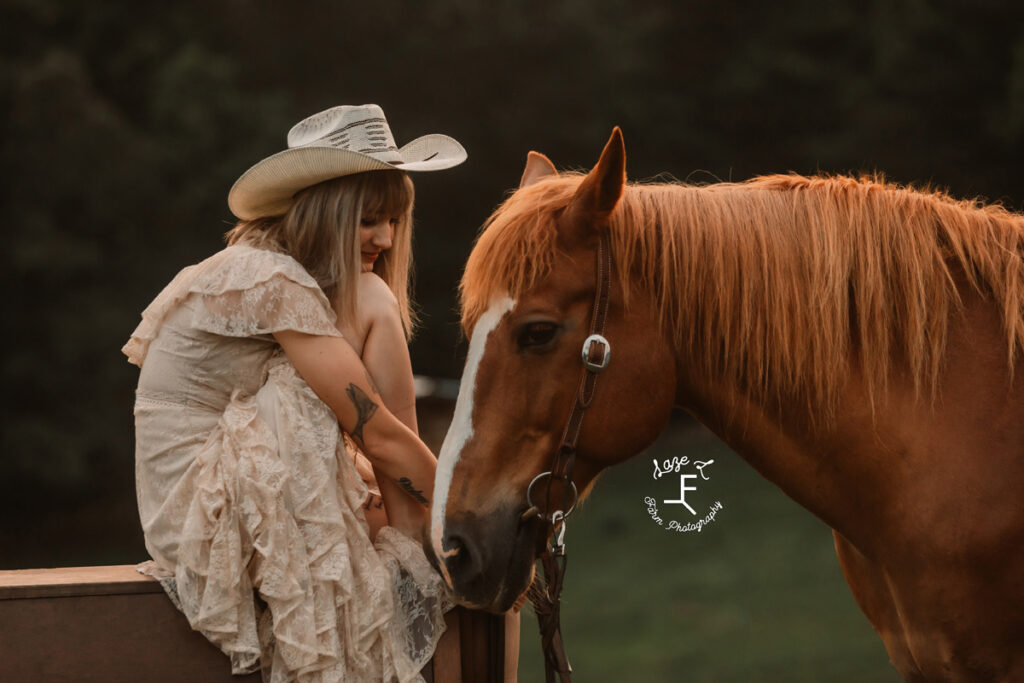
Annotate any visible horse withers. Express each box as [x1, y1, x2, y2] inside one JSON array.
[[428, 128, 1024, 681]]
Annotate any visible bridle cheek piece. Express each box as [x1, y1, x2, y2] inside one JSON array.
[[523, 228, 612, 683]]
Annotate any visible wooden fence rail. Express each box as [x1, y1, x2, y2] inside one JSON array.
[[0, 565, 518, 682]]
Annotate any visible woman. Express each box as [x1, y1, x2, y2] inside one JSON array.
[[123, 104, 466, 682]]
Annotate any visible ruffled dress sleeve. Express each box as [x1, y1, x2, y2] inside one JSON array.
[[123, 245, 341, 366]]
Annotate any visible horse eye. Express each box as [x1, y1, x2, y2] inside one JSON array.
[[517, 322, 559, 349]]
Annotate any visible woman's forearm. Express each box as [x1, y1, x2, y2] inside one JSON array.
[[359, 306, 428, 527], [358, 416, 436, 506], [373, 465, 427, 537]]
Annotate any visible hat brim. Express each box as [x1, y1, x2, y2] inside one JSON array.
[[228, 134, 467, 220]]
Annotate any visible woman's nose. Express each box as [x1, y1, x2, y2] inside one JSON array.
[[372, 222, 393, 249]]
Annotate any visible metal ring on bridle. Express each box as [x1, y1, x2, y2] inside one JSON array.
[[581, 334, 611, 372], [526, 471, 578, 520]]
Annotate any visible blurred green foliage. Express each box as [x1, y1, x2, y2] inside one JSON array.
[[2, 0, 1022, 560]]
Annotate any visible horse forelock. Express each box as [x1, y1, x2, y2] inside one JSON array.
[[459, 177, 580, 335], [462, 172, 1024, 414]]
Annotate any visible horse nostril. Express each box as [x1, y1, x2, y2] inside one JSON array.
[[441, 532, 465, 560], [441, 531, 480, 582]]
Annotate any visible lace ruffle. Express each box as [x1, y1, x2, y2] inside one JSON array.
[[138, 358, 450, 682], [123, 246, 341, 367]]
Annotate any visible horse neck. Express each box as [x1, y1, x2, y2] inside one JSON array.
[[675, 357, 899, 553]]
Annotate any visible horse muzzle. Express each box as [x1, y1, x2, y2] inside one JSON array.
[[432, 503, 541, 613]]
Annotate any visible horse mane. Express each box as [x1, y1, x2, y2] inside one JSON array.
[[461, 172, 1024, 411]]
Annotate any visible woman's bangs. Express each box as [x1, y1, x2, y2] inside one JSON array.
[[360, 171, 413, 217]]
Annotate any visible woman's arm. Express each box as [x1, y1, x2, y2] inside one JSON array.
[[336, 273, 419, 431], [273, 330, 436, 522], [350, 276, 427, 540]]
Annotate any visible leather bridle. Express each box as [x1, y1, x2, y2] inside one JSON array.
[[520, 227, 612, 683]]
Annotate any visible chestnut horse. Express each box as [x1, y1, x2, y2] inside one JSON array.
[[428, 129, 1024, 681]]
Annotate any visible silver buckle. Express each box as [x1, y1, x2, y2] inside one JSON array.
[[581, 334, 611, 372]]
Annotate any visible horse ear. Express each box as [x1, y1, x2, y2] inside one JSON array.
[[520, 151, 558, 188], [571, 127, 626, 220]]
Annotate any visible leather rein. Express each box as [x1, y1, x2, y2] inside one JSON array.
[[520, 228, 612, 683]]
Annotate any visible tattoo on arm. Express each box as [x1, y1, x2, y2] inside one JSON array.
[[345, 383, 378, 444], [398, 477, 429, 505], [363, 493, 385, 510]]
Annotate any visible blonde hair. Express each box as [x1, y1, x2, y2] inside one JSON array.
[[226, 170, 417, 337], [462, 173, 1024, 413]]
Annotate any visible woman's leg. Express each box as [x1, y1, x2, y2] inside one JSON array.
[[338, 273, 426, 540]]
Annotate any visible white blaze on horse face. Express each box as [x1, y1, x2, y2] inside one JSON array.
[[431, 295, 516, 587]]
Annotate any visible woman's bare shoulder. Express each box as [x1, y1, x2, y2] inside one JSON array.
[[357, 272, 399, 311]]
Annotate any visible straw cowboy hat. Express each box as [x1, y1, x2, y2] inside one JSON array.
[[228, 104, 467, 219]]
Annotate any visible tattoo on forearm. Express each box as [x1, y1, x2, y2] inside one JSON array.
[[398, 477, 429, 505], [345, 383, 378, 443]]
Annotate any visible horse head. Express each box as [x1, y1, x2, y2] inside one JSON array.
[[429, 130, 678, 611]]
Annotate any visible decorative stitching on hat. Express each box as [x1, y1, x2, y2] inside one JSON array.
[[329, 116, 386, 134], [307, 117, 392, 148]]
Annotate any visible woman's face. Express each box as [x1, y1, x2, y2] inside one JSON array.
[[359, 214, 397, 273]]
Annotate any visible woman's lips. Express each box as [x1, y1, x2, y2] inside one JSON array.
[[362, 251, 380, 262]]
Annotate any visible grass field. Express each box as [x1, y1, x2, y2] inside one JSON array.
[[515, 417, 900, 682]]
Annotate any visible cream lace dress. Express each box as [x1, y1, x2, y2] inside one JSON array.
[[123, 244, 451, 682]]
